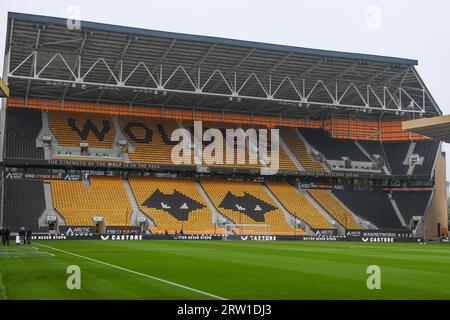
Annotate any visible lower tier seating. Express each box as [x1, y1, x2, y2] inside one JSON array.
[[128, 176, 220, 234], [307, 189, 361, 229], [201, 179, 304, 235], [266, 181, 333, 229], [51, 176, 132, 226], [332, 189, 403, 229], [393, 191, 432, 223], [2, 180, 46, 232]]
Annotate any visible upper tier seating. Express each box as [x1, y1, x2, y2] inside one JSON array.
[[120, 117, 179, 165], [183, 122, 297, 171], [201, 179, 304, 234], [393, 191, 432, 223], [307, 189, 361, 229], [299, 128, 370, 162], [280, 128, 325, 171], [48, 111, 115, 148], [128, 176, 220, 234], [332, 189, 403, 229], [266, 181, 333, 229], [51, 176, 132, 226], [2, 179, 46, 232], [51, 156, 124, 162], [382, 141, 410, 175], [412, 141, 440, 175], [358, 141, 389, 165], [4, 108, 44, 160]]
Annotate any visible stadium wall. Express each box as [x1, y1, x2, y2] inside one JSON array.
[[421, 149, 448, 240]]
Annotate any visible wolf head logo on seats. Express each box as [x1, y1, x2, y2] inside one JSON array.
[[170, 121, 280, 174], [219, 192, 276, 222], [143, 189, 205, 220]]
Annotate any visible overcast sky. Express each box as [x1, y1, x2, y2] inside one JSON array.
[[0, 0, 449, 178]]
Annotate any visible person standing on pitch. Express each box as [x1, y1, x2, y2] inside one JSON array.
[[4, 227, 10, 246], [0, 226, 5, 246], [26, 227, 32, 245], [18, 227, 25, 245]]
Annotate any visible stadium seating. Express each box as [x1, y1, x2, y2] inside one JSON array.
[[201, 179, 304, 234], [280, 128, 325, 171], [4, 108, 44, 160], [128, 176, 220, 234], [332, 189, 403, 229], [307, 189, 361, 229], [183, 121, 297, 171], [51, 176, 132, 226], [358, 140, 389, 164], [51, 156, 124, 162], [299, 128, 369, 161], [382, 141, 410, 175], [48, 111, 116, 148], [266, 181, 333, 229], [393, 191, 432, 223], [120, 117, 180, 165], [2, 179, 46, 232], [412, 141, 440, 175]]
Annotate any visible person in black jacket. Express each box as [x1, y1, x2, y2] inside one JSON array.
[[18, 227, 26, 245], [26, 227, 32, 245], [3, 227, 10, 246], [0, 226, 5, 246]]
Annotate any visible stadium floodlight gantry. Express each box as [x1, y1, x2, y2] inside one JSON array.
[[3, 12, 441, 119]]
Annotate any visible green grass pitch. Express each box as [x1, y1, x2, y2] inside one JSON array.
[[0, 240, 449, 300]]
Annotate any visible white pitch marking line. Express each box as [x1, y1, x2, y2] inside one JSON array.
[[32, 246, 55, 256], [34, 242, 226, 300]]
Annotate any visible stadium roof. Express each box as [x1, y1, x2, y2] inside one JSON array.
[[403, 116, 450, 143], [3, 12, 442, 119]]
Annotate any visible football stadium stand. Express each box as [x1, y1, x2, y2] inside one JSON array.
[[2, 180, 46, 232], [307, 189, 361, 229], [48, 111, 116, 148], [332, 189, 403, 229], [182, 121, 297, 171], [121, 118, 180, 165], [358, 140, 390, 168], [51, 176, 132, 226], [411, 141, 440, 175], [393, 190, 432, 223], [299, 128, 369, 162], [280, 128, 325, 172], [382, 141, 411, 175], [266, 181, 333, 229], [128, 176, 220, 234], [201, 179, 304, 234], [0, 12, 446, 240], [4, 108, 44, 160]]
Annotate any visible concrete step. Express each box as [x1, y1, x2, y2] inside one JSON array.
[[123, 178, 155, 227]]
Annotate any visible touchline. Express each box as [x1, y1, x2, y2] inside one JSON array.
[[170, 121, 280, 173]]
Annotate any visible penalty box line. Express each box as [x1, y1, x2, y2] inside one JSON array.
[[34, 242, 227, 300]]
